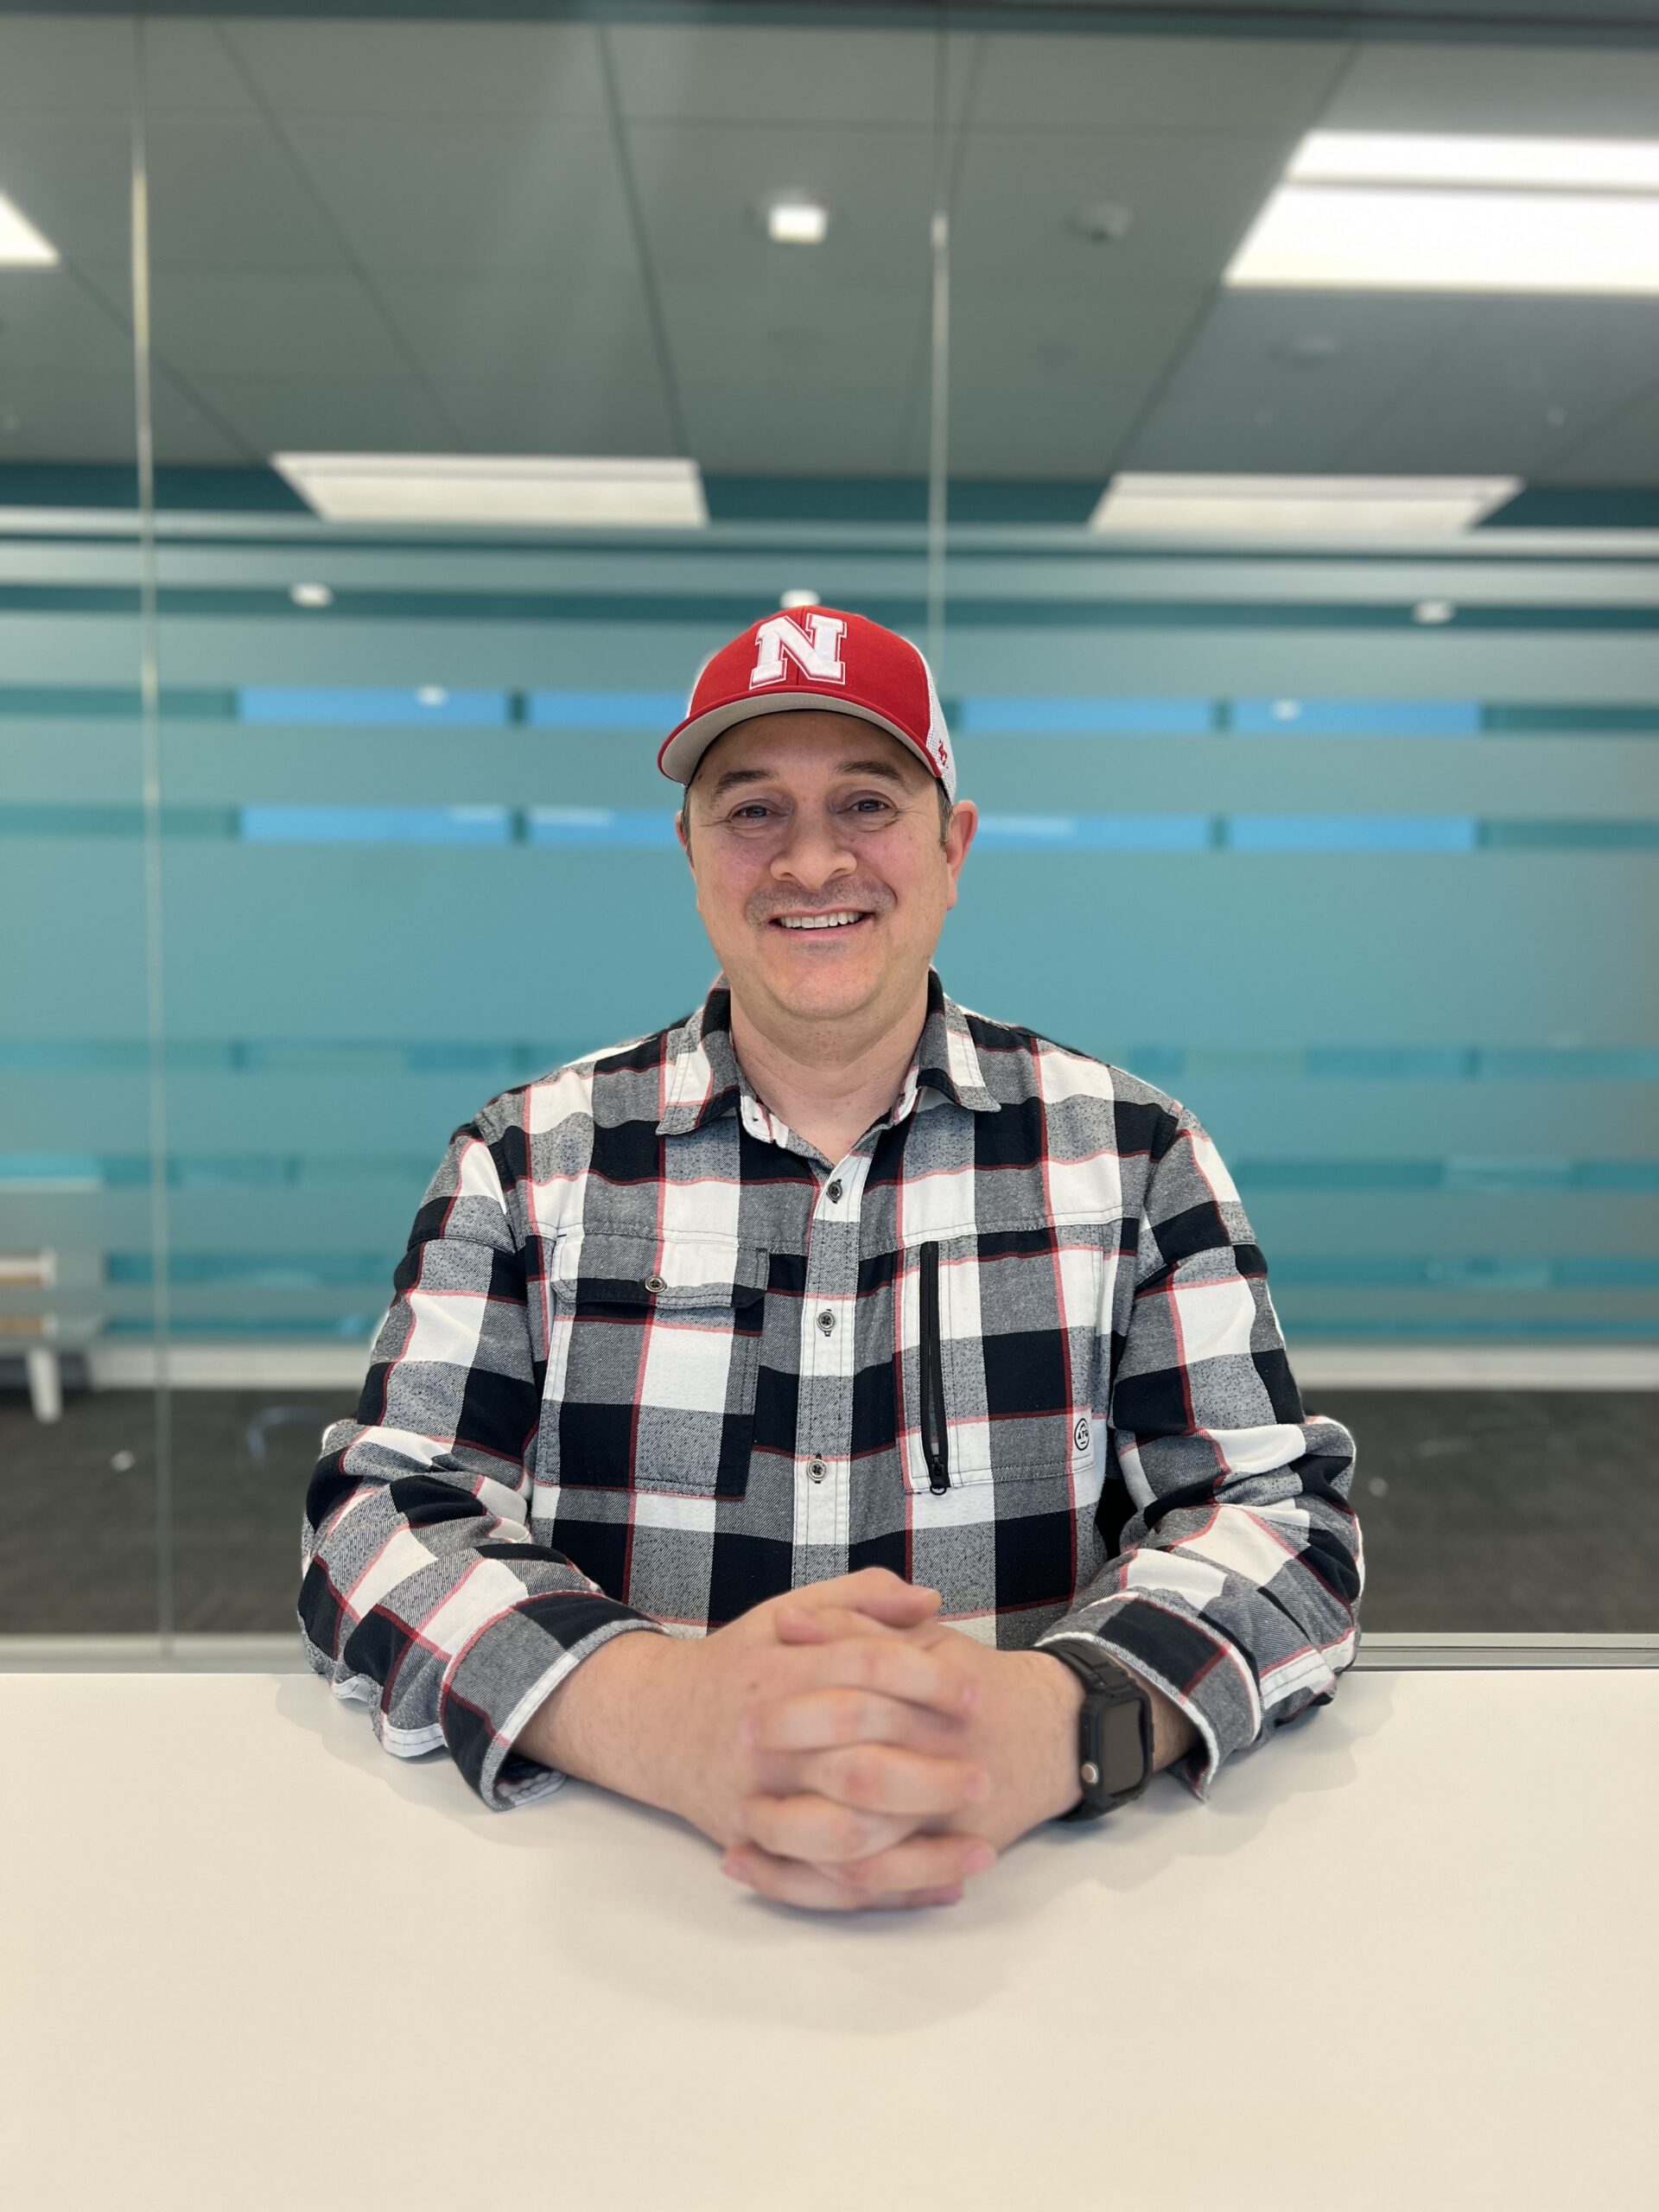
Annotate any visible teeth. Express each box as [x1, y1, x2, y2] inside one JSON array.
[[778, 912, 864, 931]]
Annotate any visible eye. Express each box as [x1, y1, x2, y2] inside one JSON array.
[[728, 802, 778, 823], [845, 795, 894, 816]]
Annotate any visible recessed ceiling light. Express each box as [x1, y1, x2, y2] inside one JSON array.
[[416, 685, 450, 707], [1230, 131, 1659, 294], [779, 588, 821, 608], [0, 193, 59, 267], [1412, 600, 1457, 625], [289, 582, 334, 608], [1089, 474, 1521, 537], [1291, 131, 1659, 190], [765, 197, 830, 245], [270, 454, 709, 529]]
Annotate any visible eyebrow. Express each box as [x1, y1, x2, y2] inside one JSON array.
[[704, 758, 910, 803]]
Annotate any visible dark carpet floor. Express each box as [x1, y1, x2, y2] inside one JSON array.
[[1, 1384, 1654, 1637]]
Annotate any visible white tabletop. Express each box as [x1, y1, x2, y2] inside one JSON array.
[[3, 1667, 1655, 2211]]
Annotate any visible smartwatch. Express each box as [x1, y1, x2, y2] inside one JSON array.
[[1040, 1638, 1154, 1821]]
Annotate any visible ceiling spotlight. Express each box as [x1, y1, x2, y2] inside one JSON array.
[[1412, 600, 1457, 625], [779, 588, 821, 609], [289, 582, 334, 608], [416, 685, 450, 707], [765, 197, 830, 245], [1069, 202, 1135, 245]]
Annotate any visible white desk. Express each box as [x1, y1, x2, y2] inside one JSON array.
[[3, 1669, 1654, 2211]]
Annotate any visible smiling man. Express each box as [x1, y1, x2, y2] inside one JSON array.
[[299, 607, 1363, 1913]]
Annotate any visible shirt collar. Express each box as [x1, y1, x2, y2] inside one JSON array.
[[656, 966, 999, 1138]]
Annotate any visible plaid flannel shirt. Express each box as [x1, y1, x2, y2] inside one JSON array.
[[299, 969, 1363, 1812]]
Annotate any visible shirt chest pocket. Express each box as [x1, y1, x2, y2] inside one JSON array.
[[898, 1223, 1114, 1495], [547, 1231, 768, 1497]]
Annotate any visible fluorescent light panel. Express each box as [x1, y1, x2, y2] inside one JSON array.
[[0, 192, 59, 266], [1292, 131, 1659, 190], [1090, 474, 1521, 537], [1232, 130, 1659, 293], [270, 454, 708, 528]]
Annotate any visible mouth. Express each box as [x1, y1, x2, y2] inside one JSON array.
[[767, 908, 876, 938]]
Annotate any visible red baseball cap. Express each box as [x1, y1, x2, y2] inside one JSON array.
[[658, 606, 957, 801]]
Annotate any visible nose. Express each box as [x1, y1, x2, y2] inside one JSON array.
[[768, 804, 859, 894]]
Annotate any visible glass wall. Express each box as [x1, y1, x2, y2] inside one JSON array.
[[3, 4, 1656, 1647]]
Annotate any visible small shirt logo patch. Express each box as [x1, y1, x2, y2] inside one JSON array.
[[1073, 1415, 1090, 1455]]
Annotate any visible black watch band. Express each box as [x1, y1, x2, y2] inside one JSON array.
[[1041, 1639, 1154, 1822]]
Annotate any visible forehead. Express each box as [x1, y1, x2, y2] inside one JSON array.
[[694, 710, 923, 788]]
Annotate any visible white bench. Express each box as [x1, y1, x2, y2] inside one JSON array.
[[0, 1251, 97, 1422]]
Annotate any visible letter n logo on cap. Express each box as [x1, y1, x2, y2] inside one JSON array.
[[748, 612, 848, 691]]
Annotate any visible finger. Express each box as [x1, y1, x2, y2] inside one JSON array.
[[722, 1847, 964, 1915], [773, 1602, 901, 1645], [793, 1568, 942, 1629], [747, 1684, 965, 1756], [796, 1744, 989, 1819], [809, 1830, 997, 1900], [776, 1634, 979, 1720], [737, 1789, 914, 1866]]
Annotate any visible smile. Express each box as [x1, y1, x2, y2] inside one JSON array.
[[771, 911, 874, 932]]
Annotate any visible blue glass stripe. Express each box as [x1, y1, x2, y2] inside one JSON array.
[[957, 696, 1213, 736], [526, 690, 686, 730], [1233, 698, 1481, 736], [239, 804, 512, 845], [974, 813, 1213, 852], [1227, 815, 1479, 853], [525, 808, 679, 849], [237, 686, 511, 727]]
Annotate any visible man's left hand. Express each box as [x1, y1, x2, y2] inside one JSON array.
[[722, 1605, 1088, 1910]]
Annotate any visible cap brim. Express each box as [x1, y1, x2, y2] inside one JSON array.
[[658, 690, 944, 790]]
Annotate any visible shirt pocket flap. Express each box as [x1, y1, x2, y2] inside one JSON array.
[[550, 1230, 767, 1311]]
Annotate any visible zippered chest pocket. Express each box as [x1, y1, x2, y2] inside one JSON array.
[[898, 1225, 1113, 1494], [546, 1231, 767, 1496]]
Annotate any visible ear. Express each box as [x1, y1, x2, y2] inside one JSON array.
[[943, 798, 977, 910]]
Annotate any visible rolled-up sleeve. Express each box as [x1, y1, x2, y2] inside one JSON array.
[[296, 1111, 663, 1809], [1038, 1105, 1363, 1802]]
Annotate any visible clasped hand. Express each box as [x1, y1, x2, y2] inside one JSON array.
[[661, 1567, 1082, 1915]]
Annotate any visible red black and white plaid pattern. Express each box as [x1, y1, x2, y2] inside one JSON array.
[[299, 972, 1363, 1811]]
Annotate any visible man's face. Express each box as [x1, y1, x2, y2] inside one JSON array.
[[677, 710, 976, 1033]]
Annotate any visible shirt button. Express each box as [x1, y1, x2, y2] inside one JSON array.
[[808, 1459, 827, 1483], [644, 1274, 665, 1294], [826, 1179, 843, 1203], [817, 1308, 835, 1334]]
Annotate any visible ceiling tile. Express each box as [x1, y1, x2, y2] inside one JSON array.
[[146, 273, 410, 380], [626, 122, 933, 288], [609, 22, 972, 127], [281, 121, 637, 275], [678, 376, 908, 475], [0, 113, 135, 266], [1535, 386, 1659, 485], [144, 117, 353, 275], [657, 276, 926, 391], [222, 20, 605, 120], [1158, 291, 1470, 411], [1340, 297, 1659, 479], [0, 16, 134, 111], [0, 270, 133, 376], [950, 130, 1293, 295], [969, 33, 1345, 132], [1321, 41, 1659, 137], [0, 371, 140, 461], [429, 375, 677, 457], [187, 373, 454, 457], [1120, 390, 1408, 475], [376, 272, 657, 387]]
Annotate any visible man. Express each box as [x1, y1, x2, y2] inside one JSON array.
[[300, 607, 1363, 1914]]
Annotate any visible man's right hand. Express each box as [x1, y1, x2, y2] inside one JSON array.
[[516, 1568, 997, 1907]]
